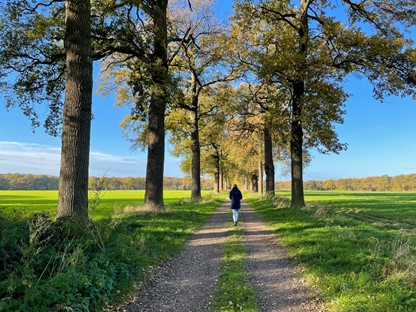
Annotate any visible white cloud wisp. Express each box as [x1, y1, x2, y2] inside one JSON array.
[[0, 141, 151, 177]]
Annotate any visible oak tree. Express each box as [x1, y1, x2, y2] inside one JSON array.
[[0, 0, 93, 220], [234, 0, 416, 208], [96, 0, 171, 209], [168, 0, 237, 200]]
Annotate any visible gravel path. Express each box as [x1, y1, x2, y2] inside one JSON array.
[[118, 199, 320, 312], [119, 201, 231, 312], [239, 200, 320, 311]]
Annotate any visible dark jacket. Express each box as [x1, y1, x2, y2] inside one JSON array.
[[229, 186, 243, 210]]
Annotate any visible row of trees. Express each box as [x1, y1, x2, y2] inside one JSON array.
[[277, 174, 416, 192], [4, 172, 415, 192], [1, 0, 415, 221], [0, 174, 59, 190], [0, 174, 214, 190], [166, 0, 416, 207], [88, 175, 216, 190]]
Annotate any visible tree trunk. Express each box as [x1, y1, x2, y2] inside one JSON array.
[[57, 0, 92, 221], [190, 78, 201, 200], [290, 3, 308, 208], [214, 172, 219, 193], [144, 0, 168, 210], [226, 177, 231, 190], [219, 169, 224, 192], [258, 160, 263, 195], [290, 81, 305, 208], [252, 173, 258, 192], [264, 126, 275, 197], [190, 112, 201, 200], [214, 154, 220, 193]]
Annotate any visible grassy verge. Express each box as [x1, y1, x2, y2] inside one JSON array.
[[0, 191, 223, 311], [246, 191, 416, 311], [212, 226, 259, 312]]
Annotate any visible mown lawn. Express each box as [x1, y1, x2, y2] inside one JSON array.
[[247, 191, 416, 312], [0, 190, 223, 311]]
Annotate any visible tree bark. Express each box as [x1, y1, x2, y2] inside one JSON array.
[[258, 160, 263, 195], [290, 80, 305, 208], [252, 173, 258, 192], [213, 154, 220, 193], [190, 76, 201, 200], [190, 113, 201, 200], [214, 172, 219, 193], [290, 3, 308, 208], [144, 0, 168, 210], [57, 0, 92, 221], [264, 126, 275, 197]]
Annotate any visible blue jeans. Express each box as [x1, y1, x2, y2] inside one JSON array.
[[232, 209, 239, 222]]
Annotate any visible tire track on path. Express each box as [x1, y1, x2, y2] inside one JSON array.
[[119, 200, 231, 312], [119, 199, 320, 311], [240, 200, 320, 311]]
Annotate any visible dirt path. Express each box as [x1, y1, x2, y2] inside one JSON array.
[[239, 200, 319, 311], [119, 200, 231, 311], [118, 199, 319, 311]]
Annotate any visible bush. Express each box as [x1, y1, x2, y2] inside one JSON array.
[[0, 195, 223, 311], [0, 213, 147, 311]]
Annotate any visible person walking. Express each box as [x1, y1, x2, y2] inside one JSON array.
[[229, 184, 243, 226]]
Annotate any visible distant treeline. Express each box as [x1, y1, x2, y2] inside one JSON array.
[[276, 174, 416, 192], [0, 174, 214, 190], [3, 173, 416, 192]]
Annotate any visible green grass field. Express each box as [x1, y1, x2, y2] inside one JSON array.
[[247, 191, 416, 311], [0, 190, 211, 219]]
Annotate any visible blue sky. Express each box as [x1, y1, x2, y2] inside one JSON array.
[[0, 1, 415, 181]]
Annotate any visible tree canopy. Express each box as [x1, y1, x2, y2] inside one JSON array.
[[1, 0, 415, 212]]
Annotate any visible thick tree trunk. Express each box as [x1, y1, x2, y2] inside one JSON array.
[[290, 81, 305, 208], [190, 79, 201, 200], [264, 126, 275, 197], [190, 114, 201, 200], [57, 0, 92, 221], [144, 0, 168, 210], [145, 95, 165, 209], [290, 4, 308, 208]]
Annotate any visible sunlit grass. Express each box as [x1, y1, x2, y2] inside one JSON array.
[[247, 191, 416, 311], [0, 190, 212, 219]]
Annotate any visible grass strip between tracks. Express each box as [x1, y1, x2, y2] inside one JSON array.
[[212, 225, 259, 312]]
